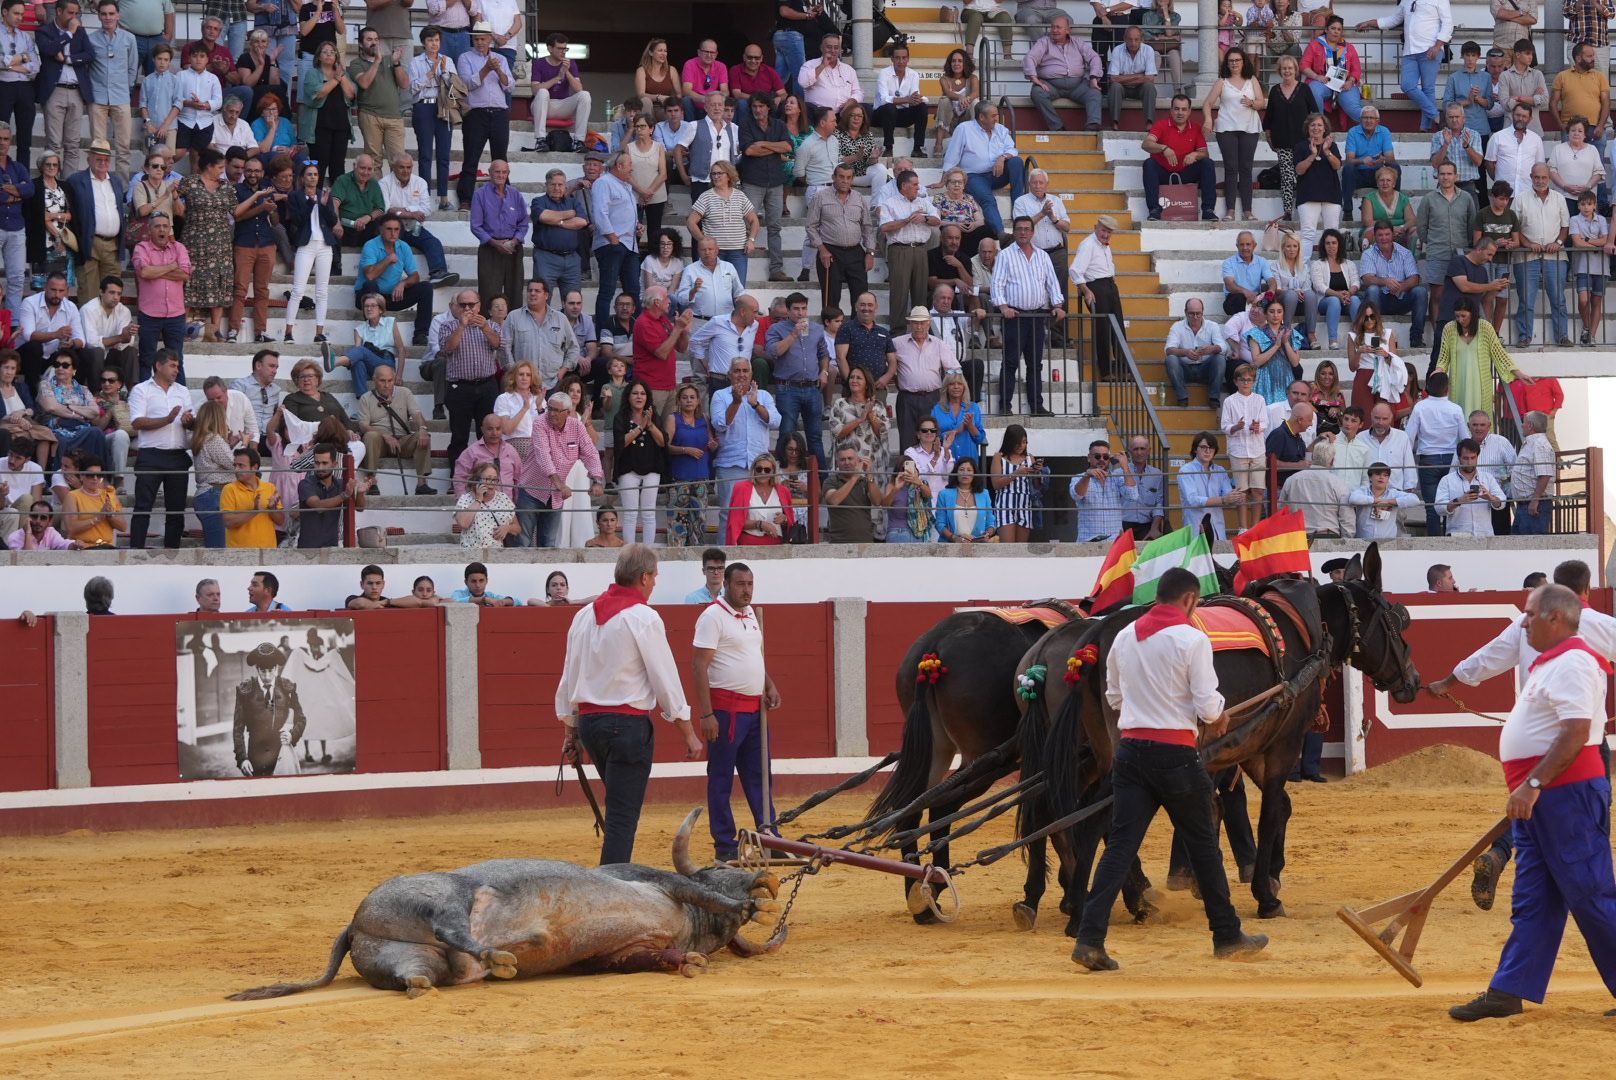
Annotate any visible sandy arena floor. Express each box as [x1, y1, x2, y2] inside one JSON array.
[[3, 746, 1614, 1079]]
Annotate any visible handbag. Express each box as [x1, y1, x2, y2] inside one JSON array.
[[437, 65, 469, 124], [1158, 172, 1199, 221]]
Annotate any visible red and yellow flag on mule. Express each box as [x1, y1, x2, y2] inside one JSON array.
[[1086, 531, 1138, 611], [1232, 509, 1311, 594]]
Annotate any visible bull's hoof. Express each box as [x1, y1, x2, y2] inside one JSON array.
[[1164, 871, 1194, 892], [751, 872, 780, 899], [747, 899, 781, 924], [404, 975, 437, 999], [481, 949, 519, 979], [1257, 902, 1287, 919], [1012, 902, 1038, 931], [679, 952, 708, 978]]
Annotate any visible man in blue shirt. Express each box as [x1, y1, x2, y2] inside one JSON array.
[[232, 151, 279, 344], [710, 357, 781, 512], [589, 150, 642, 334], [450, 561, 516, 606], [530, 167, 589, 303], [0, 123, 33, 315], [1220, 231, 1276, 317], [1341, 106, 1398, 216], [355, 214, 436, 346], [39, 0, 94, 176], [684, 548, 727, 604], [86, 0, 140, 183], [941, 100, 1025, 235], [764, 291, 830, 469], [1359, 220, 1428, 347], [1070, 439, 1124, 542]]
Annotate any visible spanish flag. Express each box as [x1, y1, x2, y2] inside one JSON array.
[[1232, 509, 1312, 594], [1086, 532, 1138, 612]]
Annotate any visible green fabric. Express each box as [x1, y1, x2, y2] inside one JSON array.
[[1450, 334, 1484, 418], [1131, 525, 1220, 606], [297, 64, 352, 144], [330, 171, 384, 226], [348, 51, 402, 117]]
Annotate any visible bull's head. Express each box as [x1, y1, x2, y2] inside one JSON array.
[[672, 808, 788, 957]]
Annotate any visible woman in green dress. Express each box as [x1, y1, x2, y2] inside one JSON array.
[[1434, 298, 1534, 418]]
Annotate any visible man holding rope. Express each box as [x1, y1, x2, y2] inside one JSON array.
[[1427, 559, 1616, 910], [1449, 583, 1616, 1021], [555, 544, 704, 865], [1072, 567, 1269, 971]]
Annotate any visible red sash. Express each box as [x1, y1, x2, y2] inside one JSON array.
[[1120, 728, 1199, 747], [1503, 638, 1612, 789]]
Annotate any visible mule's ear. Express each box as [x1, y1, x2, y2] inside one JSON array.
[[1342, 553, 1363, 582], [1363, 543, 1383, 591]]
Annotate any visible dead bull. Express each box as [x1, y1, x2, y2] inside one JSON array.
[[229, 809, 784, 999]]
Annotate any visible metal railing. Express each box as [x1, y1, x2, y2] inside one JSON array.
[[1083, 308, 1172, 478]]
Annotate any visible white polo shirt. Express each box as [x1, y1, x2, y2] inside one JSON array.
[[1498, 644, 1606, 767], [693, 595, 766, 696], [127, 378, 192, 450]]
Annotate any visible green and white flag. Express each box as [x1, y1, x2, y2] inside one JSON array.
[[1130, 525, 1220, 605]]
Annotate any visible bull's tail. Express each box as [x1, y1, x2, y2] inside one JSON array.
[[227, 925, 353, 1001], [868, 689, 936, 820]]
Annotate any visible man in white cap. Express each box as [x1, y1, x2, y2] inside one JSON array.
[[1070, 214, 1125, 379], [892, 305, 949, 452], [67, 138, 128, 306]]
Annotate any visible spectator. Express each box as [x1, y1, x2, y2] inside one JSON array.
[[993, 216, 1065, 417], [1284, 114, 1339, 266], [346, 564, 430, 610], [0, 124, 29, 318], [210, 95, 255, 156], [932, 167, 992, 262], [281, 159, 337, 346], [469, 158, 526, 314], [881, 306, 946, 455], [1142, 93, 1218, 222], [408, 28, 454, 211], [588, 152, 643, 334], [1433, 239, 1507, 369], [84, 2, 137, 181], [877, 170, 939, 338], [1179, 430, 1238, 544], [1509, 409, 1555, 534], [1310, 359, 1346, 435], [932, 48, 980, 160], [1468, 408, 1517, 534], [725, 451, 794, 546], [1024, 16, 1102, 132], [1070, 213, 1125, 373], [934, 458, 998, 543], [1266, 378, 1317, 444], [532, 570, 571, 606], [684, 92, 739, 207], [334, 290, 411, 418], [519, 391, 604, 549], [501, 282, 573, 391], [1508, 372, 1564, 450], [679, 547, 726, 604], [1279, 436, 1351, 536], [1420, 162, 1479, 332], [1107, 26, 1159, 126], [806, 164, 875, 311], [663, 384, 717, 548], [1265, 400, 1315, 487], [175, 41, 224, 176], [1268, 229, 1317, 347], [230, 156, 279, 346], [1309, 228, 1360, 350], [378, 154, 458, 288], [296, 442, 359, 549], [531, 31, 592, 147], [642, 229, 685, 300], [1568, 190, 1609, 346], [1485, 102, 1545, 196], [1359, 220, 1428, 349], [1432, 101, 1486, 210], [274, 358, 348, 440], [932, 370, 986, 468], [1550, 116, 1604, 219], [687, 295, 760, 401], [1348, 461, 1421, 539], [931, 286, 982, 396], [1491, 0, 1537, 54], [1116, 435, 1167, 540], [1474, 180, 1520, 331], [871, 44, 926, 159], [633, 286, 694, 415], [676, 237, 745, 324], [1436, 296, 1527, 424], [249, 92, 298, 160], [94, 367, 130, 482], [127, 349, 191, 548], [137, 43, 180, 156], [1352, 401, 1418, 493], [623, 113, 672, 244], [1335, 405, 1372, 489], [1404, 368, 1465, 534], [1220, 229, 1276, 316], [1495, 38, 1546, 135], [688, 159, 760, 283], [1245, 297, 1301, 405], [1164, 299, 1227, 409], [1204, 46, 1265, 222], [219, 445, 283, 547], [1426, 563, 1458, 591], [983, 423, 1039, 544], [37, 1, 91, 176], [57, 457, 122, 547], [351, 365, 428, 496], [1070, 438, 1122, 542], [425, 288, 502, 466], [1483, 44, 1511, 135], [451, 411, 521, 497], [1359, 164, 1416, 253], [711, 357, 780, 510], [1220, 363, 1267, 530], [612, 380, 666, 546], [8, 496, 77, 550], [454, 23, 512, 207], [941, 100, 1025, 235], [0, 436, 44, 534], [453, 462, 519, 548], [17, 273, 87, 390], [766, 292, 831, 465], [233, 348, 281, 444], [1301, 14, 1364, 122], [823, 443, 887, 544], [1015, 168, 1073, 310], [448, 562, 515, 606], [1355, 0, 1449, 132], [798, 32, 859, 117], [832, 292, 894, 397], [1342, 106, 1399, 221], [1346, 302, 1413, 419], [1436, 437, 1506, 537], [1512, 162, 1571, 347], [170, 147, 234, 344]]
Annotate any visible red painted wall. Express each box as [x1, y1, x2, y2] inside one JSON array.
[[0, 618, 53, 792], [476, 603, 837, 769], [863, 602, 964, 753], [86, 610, 447, 786]]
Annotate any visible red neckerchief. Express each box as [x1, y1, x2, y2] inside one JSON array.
[[1135, 602, 1191, 643], [716, 596, 754, 622], [1529, 635, 1613, 675], [593, 583, 649, 626]]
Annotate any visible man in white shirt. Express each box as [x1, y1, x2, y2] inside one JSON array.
[[1352, 401, 1417, 492], [1484, 103, 1545, 203], [692, 561, 780, 862], [1105, 26, 1158, 128], [676, 237, 745, 320], [1435, 438, 1507, 537], [1279, 437, 1353, 537], [555, 544, 702, 865], [1510, 409, 1557, 534], [208, 95, 254, 155], [1073, 567, 1266, 972], [1405, 368, 1467, 534], [689, 295, 763, 398], [201, 375, 260, 446], [1347, 461, 1422, 538], [0, 440, 45, 539], [879, 169, 940, 336], [873, 44, 926, 158], [1069, 214, 1122, 376], [379, 154, 459, 286], [1013, 168, 1072, 321], [1469, 408, 1517, 534], [1445, 582, 1616, 1023], [1511, 162, 1571, 348], [81, 276, 137, 387], [1163, 299, 1226, 409], [941, 99, 1025, 235], [17, 271, 87, 385], [1265, 379, 1318, 447], [1356, 0, 1451, 132], [127, 348, 193, 549], [798, 32, 861, 116], [654, 99, 697, 185]]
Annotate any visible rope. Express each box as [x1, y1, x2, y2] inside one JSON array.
[[1426, 685, 1509, 723], [772, 751, 899, 828]]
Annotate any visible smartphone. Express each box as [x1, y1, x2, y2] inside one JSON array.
[[1469, 483, 1480, 495]]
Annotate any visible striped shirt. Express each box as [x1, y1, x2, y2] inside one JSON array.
[[991, 242, 1063, 309], [1070, 470, 1125, 541], [521, 414, 604, 505], [427, 311, 502, 383], [691, 188, 756, 250]]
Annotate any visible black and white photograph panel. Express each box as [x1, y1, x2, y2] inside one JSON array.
[[176, 618, 358, 781]]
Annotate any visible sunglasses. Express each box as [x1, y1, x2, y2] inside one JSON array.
[[53, 361, 74, 369], [101, 376, 120, 384], [753, 467, 775, 475], [918, 427, 937, 434]]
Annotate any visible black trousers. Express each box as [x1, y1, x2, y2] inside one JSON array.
[[872, 102, 928, 154], [476, 242, 525, 314], [817, 243, 869, 313], [1078, 739, 1244, 949], [332, 219, 378, 276], [310, 127, 347, 190], [577, 711, 655, 865], [1000, 313, 1046, 414], [0, 80, 37, 165], [1086, 275, 1125, 378], [355, 278, 435, 343], [130, 447, 191, 549], [444, 374, 499, 466], [458, 107, 509, 204]]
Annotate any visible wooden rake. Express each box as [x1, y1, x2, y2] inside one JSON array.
[[1336, 816, 1511, 988]]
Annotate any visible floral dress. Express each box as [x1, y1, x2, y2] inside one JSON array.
[[455, 490, 516, 548], [934, 193, 981, 230], [37, 183, 74, 288], [178, 174, 237, 308]]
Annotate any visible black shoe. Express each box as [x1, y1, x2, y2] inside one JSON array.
[[1409, 337, 1424, 349], [1213, 932, 1268, 959], [797, 268, 810, 282], [1471, 850, 1504, 911], [430, 270, 460, 287], [254, 333, 274, 343], [313, 333, 328, 344], [433, 406, 446, 420], [320, 753, 332, 765], [1071, 943, 1119, 971], [414, 482, 437, 495], [1147, 210, 1163, 221], [1201, 211, 1219, 221], [1176, 398, 1189, 407], [413, 334, 429, 347], [1449, 989, 1523, 1022], [1302, 773, 1327, 783], [1032, 407, 1055, 417], [283, 328, 294, 343]]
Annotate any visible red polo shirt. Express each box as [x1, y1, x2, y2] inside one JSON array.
[[632, 310, 677, 391], [730, 62, 784, 100], [1145, 118, 1207, 173]]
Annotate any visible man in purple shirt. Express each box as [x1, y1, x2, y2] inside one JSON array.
[[454, 21, 512, 206], [532, 31, 593, 145], [470, 158, 527, 312]]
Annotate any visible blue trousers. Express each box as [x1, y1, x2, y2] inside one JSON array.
[[411, 101, 452, 197], [1416, 453, 1449, 537], [1365, 284, 1428, 344], [139, 314, 187, 383], [1490, 740, 1609, 864], [437, 30, 471, 65], [399, 227, 448, 274], [772, 31, 805, 98], [1400, 51, 1441, 130], [593, 242, 640, 332], [965, 157, 1026, 235], [577, 711, 655, 865], [533, 249, 583, 301], [707, 706, 776, 859], [774, 383, 825, 468], [1514, 500, 1553, 535], [343, 344, 395, 398], [1308, 80, 1363, 124], [1490, 776, 1616, 1003], [194, 484, 226, 548], [1516, 257, 1569, 345], [516, 488, 559, 548]]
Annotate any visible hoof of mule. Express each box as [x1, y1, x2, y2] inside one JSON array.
[[1164, 872, 1194, 892], [1012, 902, 1038, 931], [1257, 903, 1287, 919], [906, 881, 933, 918], [404, 975, 437, 999], [1133, 902, 1159, 924], [679, 952, 708, 978]]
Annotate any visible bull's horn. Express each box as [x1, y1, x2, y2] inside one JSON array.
[[728, 921, 788, 957], [672, 807, 704, 876]]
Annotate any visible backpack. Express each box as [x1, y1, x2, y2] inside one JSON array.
[[546, 128, 576, 153]]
